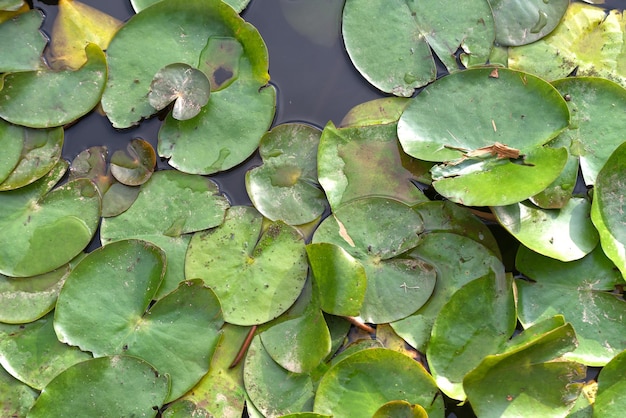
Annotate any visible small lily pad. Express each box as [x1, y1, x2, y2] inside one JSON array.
[[27, 355, 170, 417], [101, 182, 141, 217], [373, 401, 428, 418], [0, 9, 45, 72], [148, 63, 211, 120], [594, 349, 626, 416], [246, 123, 326, 225], [110, 138, 156, 186], [0, 43, 107, 128], [186, 206, 309, 326], [68, 145, 111, 193]]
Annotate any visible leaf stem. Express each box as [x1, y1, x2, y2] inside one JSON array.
[[343, 316, 375, 334], [229, 325, 257, 369]]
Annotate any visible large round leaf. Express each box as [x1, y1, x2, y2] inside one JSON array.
[[397, 68, 570, 162], [0, 9, 45, 72], [488, 0, 568, 46], [591, 141, 626, 278], [0, 313, 91, 390], [27, 355, 169, 417], [516, 245, 626, 366], [0, 175, 100, 277], [342, 0, 435, 96], [100, 170, 229, 297], [313, 348, 444, 418], [317, 121, 429, 211], [0, 43, 106, 128], [312, 197, 434, 323], [185, 206, 308, 326], [54, 240, 225, 401], [391, 232, 505, 352], [492, 197, 599, 262], [246, 123, 326, 225], [594, 349, 626, 416]]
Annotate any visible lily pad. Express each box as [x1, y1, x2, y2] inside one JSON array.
[[492, 197, 599, 262], [101, 182, 141, 217], [0, 167, 100, 277], [68, 145, 111, 193], [318, 121, 430, 211], [508, 3, 626, 88], [186, 205, 309, 326], [54, 240, 224, 402], [594, 349, 626, 416], [0, 120, 63, 191], [100, 169, 229, 297], [516, 245, 626, 366], [339, 97, 411, 128], [131, 0, 250, 14], [529, 153, 579, 209], [0, 365, 37, 418], [464, 316, 585, 418], [0, 313, 91, 390], [426, 274, 515, 401], [312, 197, 435, 324], [0, 43, 107, 128], [246, 123, 326, 225], [0, 9, 45, 72], [148, 63, 211, 120], [27, 355, 169, 417], [0, 0, 25, 12], [48, 0, 122, 70], [398, 67, 569, 162], [110, 138, 156, 186], [487, 0, 569, 46], [550, 77, 626, 186], [590, 142, 626, 278], [313, 348, 444, 418], [373, 401, 428, 418], [0, 264, 69, 324], [391, 232, 505, 352]]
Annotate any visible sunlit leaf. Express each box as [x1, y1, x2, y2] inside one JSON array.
[[0, 0, 25, 12], [313, 348, 444, 418], [427, 274, 515, 400], [0, 9, 45, 72], [516, 245, 626, 366], [0, 313, 91, 390], [27, 355, 169, 417], [487, 0, 569, 46], [186, 206, 308, 326], [246, 123, 326, 225], [49, 0, 122, 70], [492, 197, 599, 262], [594, 349, 626, 416], [509, 3, 626, 88], [0, 43, 107, 128], [372, 401, 428, 418], [110, 138, 156, 186], [148, 63, 211, 120]]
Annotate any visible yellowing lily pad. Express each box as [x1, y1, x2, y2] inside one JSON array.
[[110, 138, 156, 186]]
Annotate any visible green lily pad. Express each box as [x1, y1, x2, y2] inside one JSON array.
[[590, 142, 626, 278], [110, 138, 156, 186], [550, 77, 626, 186], [427, 274, 515, 400], [0, 9, 45, 72], [594, 349, 626, 416], [0, 313, 91, 390], [186, 205, 308, 326], [529, 152, 579, 209], [516, 245, 626, 366], [306, 243, 367, 317], [318, 121, 430, 211], [312, 197, 435, 324], [373, 401, 428, 418], [148, 63, 211, 120], [397, 68, 569, 162], [0, 365, 37, 418], [341, 0, 435, 96], [244, 335, 315, 417], [27, 355, 169, 417], [0, 264, 69, 324], [509, 3, 626, 88], [431, 146, 568, 206], [102, 0, 275, 174], [0, 169, 100, 277], [0, 43, 107, 128], [492, 197, 599, 262], [131, 0, 250, 14], [313, 348, 444, 418], [0, 120, 63, 191], [464, 316, 585, 418], [339, 97, 411, 128], [101, 182, 141, 217], [391, 232, 505, 352], [101, 170, 229, 297], [488, 0, 569, 46], [54, 240, 224, 402], [246, 123, 326, 225]]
